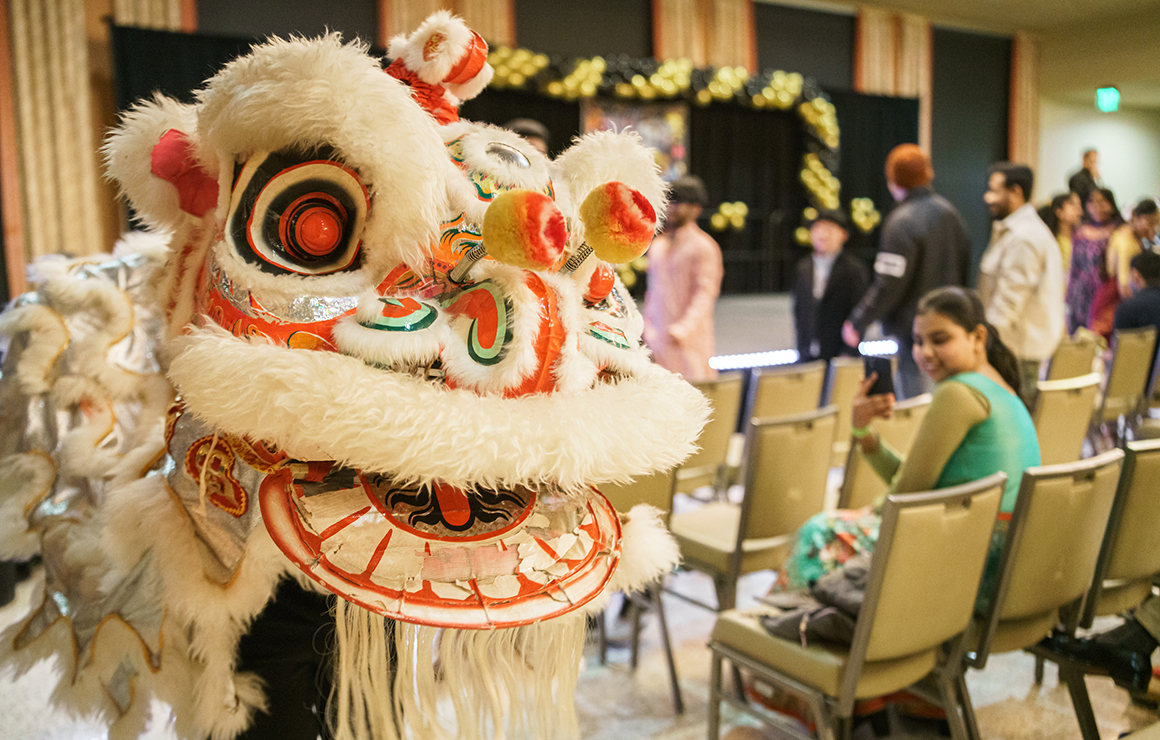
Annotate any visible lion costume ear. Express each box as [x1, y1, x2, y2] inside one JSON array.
[[387, 10, 493, 103], [104, 95, 217, 231]]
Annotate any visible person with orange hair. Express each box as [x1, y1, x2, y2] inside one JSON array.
[[843, 144, 971, 398]]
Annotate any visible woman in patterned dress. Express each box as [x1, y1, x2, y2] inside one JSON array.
[[1066, 188, 1124, 334], [774, 287, 1041, 593]]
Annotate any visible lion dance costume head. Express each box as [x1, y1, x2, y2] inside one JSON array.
[[0, 11, 707, 740]]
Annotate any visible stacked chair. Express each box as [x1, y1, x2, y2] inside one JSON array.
[[1048, 331, 1102, 380], [824, 357, 867, 468], [1033, 373, 1101, 465], [1028, 440, 1160, 740], [706, 474, 1007, 740], [676, 373, 745, 499], [747, 361, 828, 420], [669, 406, 838, 611], [598, 468, 685, 713], [1098, 326, 1157, 446], [837, 393, 931, 510], [954, 450, 1124, 740]]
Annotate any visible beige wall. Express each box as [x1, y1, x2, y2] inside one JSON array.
[[1039, 6, 1160, 104], [1039, 97, 1160, 210]]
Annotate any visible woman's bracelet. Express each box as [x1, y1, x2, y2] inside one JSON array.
[[851, 425, 872, 439]]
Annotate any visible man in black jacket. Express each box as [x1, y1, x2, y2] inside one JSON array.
[[842, 144, 971, 398], [1068, 148, 1101, 208], [793, 209, 869, 362]]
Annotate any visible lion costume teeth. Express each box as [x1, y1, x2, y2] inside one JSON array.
[[0, 13, 707, 740]]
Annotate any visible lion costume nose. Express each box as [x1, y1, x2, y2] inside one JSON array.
[[481, 189, 568, 270]]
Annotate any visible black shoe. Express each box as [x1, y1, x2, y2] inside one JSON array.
[[1040, 633, 1153, 693]]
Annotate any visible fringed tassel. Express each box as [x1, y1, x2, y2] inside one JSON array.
[[331, 602, 586, 740], [329, 598, 400, 740], [397, 617, 585, 740]]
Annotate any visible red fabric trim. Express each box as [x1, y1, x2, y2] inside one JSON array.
[[385, 59, 459, 125], [151, 129, 218, 217], [444, 31, 488, 85]]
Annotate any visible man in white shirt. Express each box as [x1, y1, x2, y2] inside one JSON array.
[[978, 162, 1065, 408]]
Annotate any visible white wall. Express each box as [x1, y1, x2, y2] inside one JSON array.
[[1038, 98, 1160, 210]]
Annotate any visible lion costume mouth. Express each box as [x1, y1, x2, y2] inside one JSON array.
[[259, 462, 621, 629]]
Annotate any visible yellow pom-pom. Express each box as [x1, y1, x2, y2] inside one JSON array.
[[482, 190, 568, 270], [579, 182, 658, 264]]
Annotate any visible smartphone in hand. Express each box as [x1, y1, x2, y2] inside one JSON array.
[[863, 356, 894, 397]]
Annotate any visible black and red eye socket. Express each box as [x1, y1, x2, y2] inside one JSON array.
[[227, 148, 369, 276]]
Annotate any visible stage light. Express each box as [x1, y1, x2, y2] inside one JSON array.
[[1095, 86, 1120, 112], [709, 349, 799, 370], [858, 339, 898, 356]]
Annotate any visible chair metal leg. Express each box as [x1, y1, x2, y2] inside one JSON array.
[[810, 696, 837, 740], [629, 593, 643, 670], [714, 577, 737, 612], [936, 672, 971, 740], [651, 585, 685, 714], [1034, 654, 1045, 684], [731, 663, 746, 702], [707, 651, 723, 740], [955, 673, 982, 740], [597, 609, 608, 666], [1059, 662, 1102, 740]]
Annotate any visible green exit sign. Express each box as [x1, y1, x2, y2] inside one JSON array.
[[1096, 86, 1121, 112]]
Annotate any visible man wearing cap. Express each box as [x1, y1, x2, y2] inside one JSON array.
[[793, 209, 869, 362], [842, 144, 972, 398], [978, 161, 1064, 408], [643, 175, 723, 381]]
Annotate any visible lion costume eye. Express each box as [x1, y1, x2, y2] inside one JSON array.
[[227, 148, 369, 275]]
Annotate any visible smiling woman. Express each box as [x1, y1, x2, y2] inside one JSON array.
[[773, 287, 1040, 603]]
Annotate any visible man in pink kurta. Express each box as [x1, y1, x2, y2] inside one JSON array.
[[643, 176, 724, 381]]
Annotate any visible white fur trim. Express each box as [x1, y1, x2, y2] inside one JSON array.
[[167, 324, 709, 489], [606, 504, 680, 594], [0, 304, 68, 395], [103, 96, 201, 232], [0, 452, 55, 559], [387, 11, 474, 87], [551, 130, 668, 249], [444, 62, 493, 102], [101, 473, 292, 739], [330, 290, 447, 369]]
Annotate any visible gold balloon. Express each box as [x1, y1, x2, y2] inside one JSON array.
[[795, 227, 811, 245], [509, 72, 525, 87], [719, 202, 736, 218], [710, 213, 728, 231], [547, 81, 564, 96], [580, 81, 597, 97], [730, 214, 746, 230], [616, 82, 634, 98], [632, 74, 646, 88], [591, 56, 606, 72], [734, 202, 749, 217]]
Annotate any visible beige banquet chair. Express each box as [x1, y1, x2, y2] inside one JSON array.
[[824, 357, 866, 468], [596, 467, 684, 712], [707, 474, 1007, 740], [953, 450, 1124, 740], [747, 361, 827, 421], [675, 373, 744, 498], [1032, 373, 1101, 465], [836, 393, 932, 511], [1098, 327, 1157, 441], [1029, 440, 1160, 740], [1047, 331, 1101, 380], [669, 406, 837, 611]]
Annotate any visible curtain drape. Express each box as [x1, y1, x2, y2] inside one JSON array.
[[112, 0, 182, 29], [854, 7, 931, 151], [1009, 32, 1039, 177], [380, 0, 514, 46], [653, 0, 753, 70], [9, 0, 104, 262]]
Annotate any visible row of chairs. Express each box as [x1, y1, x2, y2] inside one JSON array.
[[709, 438, 1160, 740]]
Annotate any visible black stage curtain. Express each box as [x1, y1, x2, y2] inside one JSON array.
[[826, 90, 921, 270], [109, 26, 918, 295]]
